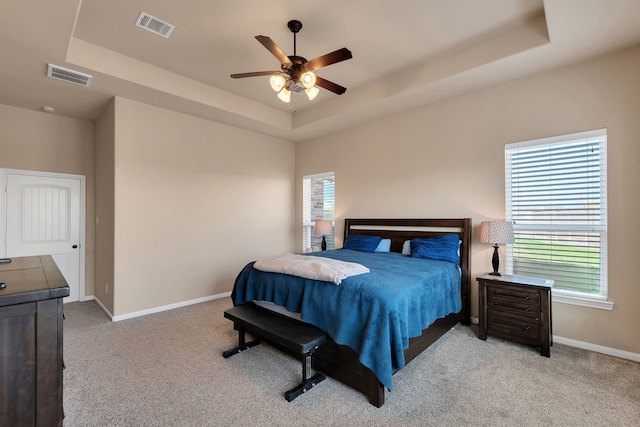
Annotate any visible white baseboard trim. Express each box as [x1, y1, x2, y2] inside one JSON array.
[[554, 335, 640, 363], [93, 296, 113, 320], [109, 292, 232, 322]]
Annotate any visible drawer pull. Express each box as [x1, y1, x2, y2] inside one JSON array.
[[525, 307, 531, 312], [494, 301, 499, 305], [525, 326, 531, 331], [493, 319, 499, 323], [493, 290, 498, 295], [525, 295, 531, 300]]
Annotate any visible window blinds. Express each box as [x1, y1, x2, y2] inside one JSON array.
[[302, 172, 335, 252], [505, 129, 607, 297]]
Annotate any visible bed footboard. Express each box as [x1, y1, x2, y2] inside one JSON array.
[[312, 311, 462, 407], [312, 338, 385, 407]]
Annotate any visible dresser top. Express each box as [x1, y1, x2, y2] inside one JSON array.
[[0, 255, 69, 306], [476, 273, 554, 289]]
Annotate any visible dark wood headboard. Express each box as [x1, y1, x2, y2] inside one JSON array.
[[343, 218, 472, 325]]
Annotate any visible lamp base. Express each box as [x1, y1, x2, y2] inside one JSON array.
[[490, 244, 501, 276], [321, 236, 327, 251]]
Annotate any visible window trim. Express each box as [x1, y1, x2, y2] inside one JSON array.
[[505, 129, 612, 310], [552, 291, 613, 310], [302, 171, 335, 253]]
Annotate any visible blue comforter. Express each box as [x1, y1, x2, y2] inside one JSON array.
[[231, 249, 461, 391]]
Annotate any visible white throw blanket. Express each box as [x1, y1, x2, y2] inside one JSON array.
[[253, 253, 370, 285]]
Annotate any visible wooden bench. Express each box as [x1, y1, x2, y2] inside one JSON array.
[[222, 303, 327, 402]]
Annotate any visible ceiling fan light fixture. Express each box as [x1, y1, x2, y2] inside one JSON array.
[[277, 87, 291, 103], [305, 86, 319, 100], [301, 71, 316, 89], [269, 75, 286, 92], [231, 19, 351, 101]]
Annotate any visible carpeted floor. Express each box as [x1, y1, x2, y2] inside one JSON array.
[[62, 298, 640, 426]]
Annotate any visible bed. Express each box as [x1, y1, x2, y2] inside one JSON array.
[[231, 218, 471, 407]]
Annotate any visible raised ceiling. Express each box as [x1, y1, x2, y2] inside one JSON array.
[[1, 0, 640, 141]]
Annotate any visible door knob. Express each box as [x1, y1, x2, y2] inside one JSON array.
[[72, 245, 78, 249]]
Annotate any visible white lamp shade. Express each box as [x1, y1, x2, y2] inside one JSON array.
[[479, 221, 514, 245], [301, 71, 316, 89], [270, 75, 286, 92], [314, 220, 333, 236], [277, 87, 291, 103], [305, 86, 319, 100]]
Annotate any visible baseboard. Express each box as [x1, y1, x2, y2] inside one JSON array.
[[554, 335, 640, 363], [109, 292, 232, 322], [93, 297, 113, 320]]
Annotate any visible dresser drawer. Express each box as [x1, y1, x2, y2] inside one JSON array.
[[487, 310, 539, 344], [487, 285, 539, 316]]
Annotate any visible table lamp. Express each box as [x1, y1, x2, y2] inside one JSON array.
[[479, 220, 514, 276], [314, 220, 333, 251]]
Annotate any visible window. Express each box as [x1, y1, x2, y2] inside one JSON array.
[[505, 129, 610, 308], [302, 172, 335, 252]]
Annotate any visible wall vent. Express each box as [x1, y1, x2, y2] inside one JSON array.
[[135, 12, 175, 38], [47, 64, 93, 87]]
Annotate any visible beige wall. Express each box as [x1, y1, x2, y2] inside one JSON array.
[[296, 45, 640, 354], [0, 103, 96, 297], [94, 99, 115, 313], [107, 97, 295, 316]]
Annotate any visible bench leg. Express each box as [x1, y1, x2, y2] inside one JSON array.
[[285, 353, 326, 402], [222, 325, 261, 358]]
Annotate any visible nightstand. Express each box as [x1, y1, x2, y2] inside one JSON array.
[[477, 274, 553, 357]]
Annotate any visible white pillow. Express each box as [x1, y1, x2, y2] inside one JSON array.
[[402, 240, 411, 255]]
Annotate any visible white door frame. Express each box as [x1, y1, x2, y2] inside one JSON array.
[[0, 168, 86, 301]]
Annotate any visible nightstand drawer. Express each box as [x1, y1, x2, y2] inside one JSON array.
[[487, 310, 539, 343], [487, 285, 539, 315]]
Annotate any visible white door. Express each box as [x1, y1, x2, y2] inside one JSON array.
[[5, 173, 82, 302]]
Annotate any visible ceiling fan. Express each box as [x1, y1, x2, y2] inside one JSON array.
[[231, 19, 352, 102]]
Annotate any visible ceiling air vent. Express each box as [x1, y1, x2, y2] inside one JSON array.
[[135, 12, 175, 38], [47, 64, 93, 87]]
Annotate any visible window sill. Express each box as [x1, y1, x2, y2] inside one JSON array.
[[552, 291, 614, 310]]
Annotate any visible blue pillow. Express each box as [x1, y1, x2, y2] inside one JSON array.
[[375, 238, 391, 252], [409, 234, 460, 266], [343, 235, 382, 252]]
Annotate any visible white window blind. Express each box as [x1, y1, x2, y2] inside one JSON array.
[[505, 129, 607, 298], [302, 172, 335, 252]]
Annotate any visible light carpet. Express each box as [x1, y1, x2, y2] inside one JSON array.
[[62, 298, 640, 426]]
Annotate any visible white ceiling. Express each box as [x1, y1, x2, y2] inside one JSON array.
[[2, 0, 640, 142]]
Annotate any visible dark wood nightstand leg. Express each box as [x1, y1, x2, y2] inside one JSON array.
[[540, 289, 551, 357], [478, 280, 487, 340]]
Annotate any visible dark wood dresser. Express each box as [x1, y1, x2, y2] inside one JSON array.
[[477, 274, 553, 357], [0, 256, 69, 426]]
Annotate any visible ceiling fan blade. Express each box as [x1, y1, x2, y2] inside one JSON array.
[[230, 71, 282, 79], [306, 48, 352, 71], [315, 76, 347, 95], [255, 35, 293, 67]]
